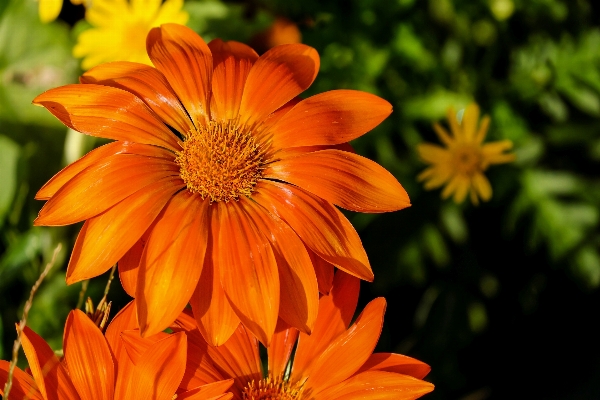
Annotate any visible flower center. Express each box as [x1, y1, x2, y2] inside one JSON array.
[[242, 376, 303, 400], [452, 144, 483, 176], [175, 120, 265, 202]]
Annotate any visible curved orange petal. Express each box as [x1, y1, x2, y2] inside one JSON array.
[[120, 330, 170, 365], [269, 90, 391, 149], [33, 84, 180, 151], [265, 149, 410, 213], [239, 196, 318, 334], [117, 233, 146, 297], [0, 361, 43, 400], [117, 332, 187, 400], [302, 298, 386, 395], [147, 24, 213, 127], [137, 191, 209, 337], [202, 324, 262, 397], [208, 39, 258, 121], [171, 319, 227, 390], [190, 212, 240, 347], [292, 271, 359, 378], [308, 249, 334, 295], [35, 155, 178, 226], [252, 181, 373, 281], [177, 379, 234, 400], [356, 353, 431, 380], [215, 201, 280, 346], [81, 61, 194, 135], [256, 97, 301, 148], [267, 319, 299, 379], [20, 326, 79, 400], [66, 177, 182, 284], [64, 310, 115, 400], [239, 44, 319, 127], [104, 300, 138, 373], [313, 370, 434, 400], [36, 141, 173, 201]]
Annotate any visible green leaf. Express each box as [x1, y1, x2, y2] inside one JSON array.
[[0, 0, 78, 126], [0, 134, 19, 227]]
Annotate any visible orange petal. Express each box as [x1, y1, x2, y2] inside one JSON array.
[[208, 39, 258, 121], [269, 90, 391, 148], [308, 249, 334, 295], [313, 370, 434, 400], [36, 141, 173, 201], [63, 310, 115, 400], [136, 191, 209, 337], [147, 24, 213, 127], [265, 149, 410, 213], [302, 298, 386, 395], [239, 197, 318, 334], [267, 319, 299, 378], [202, 324, 262, 398], [239, 44, 319, 127], [171, 318, 227, 390], [292, 271, 359, 378], [33, 84, 180, 151], [118, 234, 146, 297], [256, 97, 301, 147], [81, 61, 194, 135], [252, 181, 373, 281], [35, 154, 178, 226], [177, 379, 234, 400], [66, 178, 181, 284], [120, 330, 170, 365], [215, 201, 280, 346], [356, 353, 431, 380], [20, 326, 79, 400], [116, 332, 187, 400], [190, 215, 240, 347], [0, 361, 43, 400], [104, 300, 138, 373]]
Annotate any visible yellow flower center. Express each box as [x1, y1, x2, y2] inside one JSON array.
[[242, 376, 304, 400], [451, 144, 483, 176], [175, 121, 265, 202]]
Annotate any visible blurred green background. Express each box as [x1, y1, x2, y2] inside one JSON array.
[[1, 0, 600, 398]]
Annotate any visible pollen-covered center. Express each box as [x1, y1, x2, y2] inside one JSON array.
[[452, 144, 483, 176], [242, 376, 304, 400], [176, 120, 265, 202]]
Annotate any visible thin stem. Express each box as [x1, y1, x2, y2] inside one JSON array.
[[3, 243, 62, 400]]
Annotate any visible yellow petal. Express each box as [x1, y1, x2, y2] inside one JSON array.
[[39, 0, 63, 23]]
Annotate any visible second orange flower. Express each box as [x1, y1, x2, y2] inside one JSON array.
[[33, 24, 409, 347]]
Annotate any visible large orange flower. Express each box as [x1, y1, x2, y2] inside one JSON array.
[[0, 301, 232, 400], [172, 271, 434, 399], [33, 23, 410, 346]]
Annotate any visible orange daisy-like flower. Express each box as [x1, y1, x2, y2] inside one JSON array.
[[172, 271, 434, 400], [417, 103, 515, 205], [33, 23, 409, 346], [0, 301, 232, 400]]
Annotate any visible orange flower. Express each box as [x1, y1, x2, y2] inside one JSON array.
[[0, 300, 232, 400], [33, 23, 409, 346], [172, 271, 434, 400]]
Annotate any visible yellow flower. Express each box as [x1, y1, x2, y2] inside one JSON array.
[[73, 0, 188, 70], [38, 0, 85, 23], [417, 103, 515, 205]]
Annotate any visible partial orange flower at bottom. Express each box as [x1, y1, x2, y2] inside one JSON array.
[[173, 271, 434, 400], [0, 301, 232, 400], [417, 103, 515, 205]]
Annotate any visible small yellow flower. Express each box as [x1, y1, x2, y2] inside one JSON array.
[[38, 0, 85, 23], [417, 103, 515, 205], [73, 0, 188, 70]]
